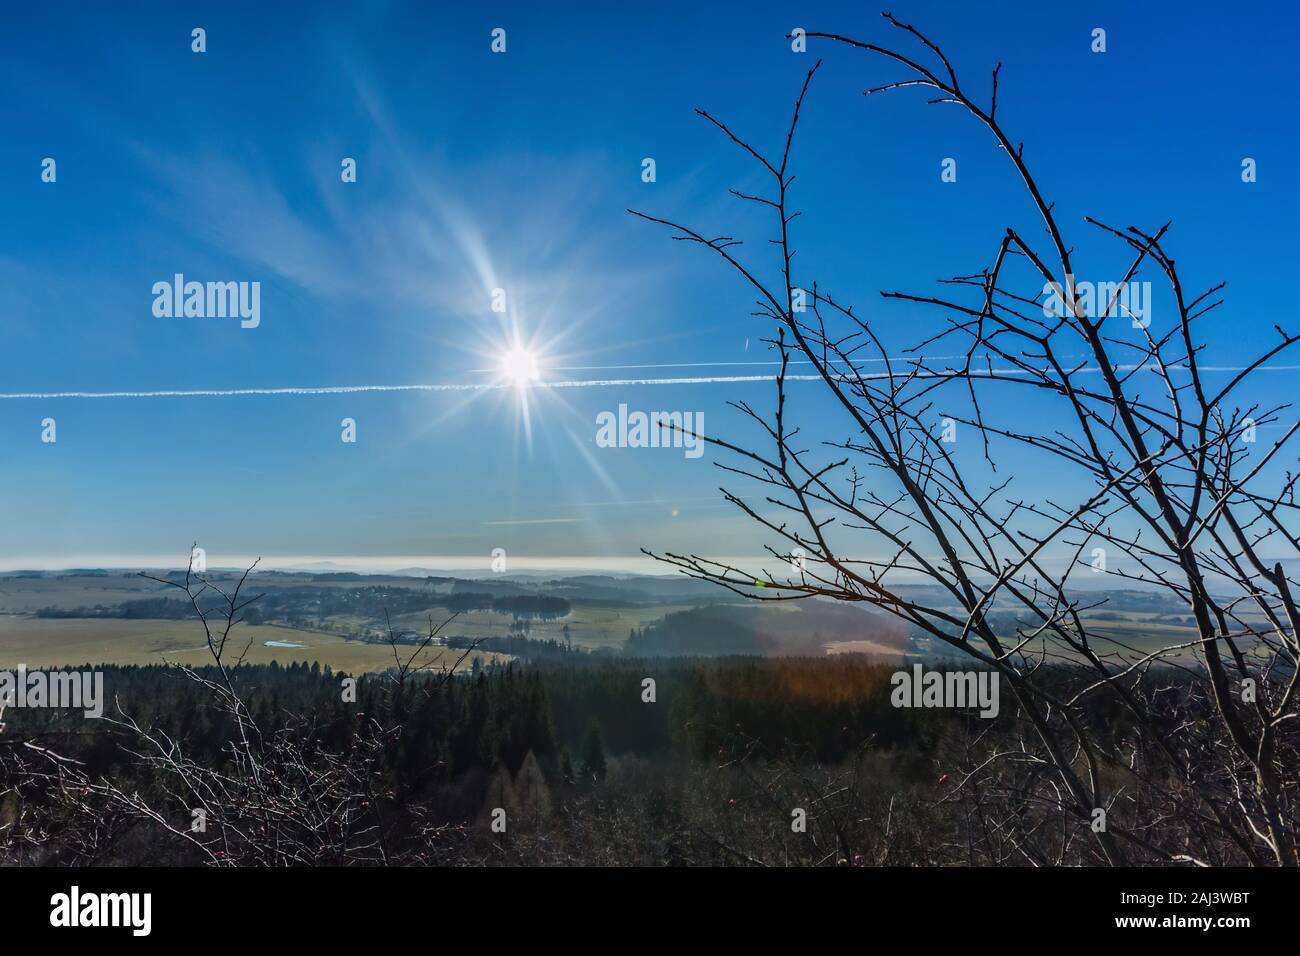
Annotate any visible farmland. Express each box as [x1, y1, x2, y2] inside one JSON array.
[[0, 569, 1224, 672], [0, 569, 908, 672], [0, 616, 505, 673]]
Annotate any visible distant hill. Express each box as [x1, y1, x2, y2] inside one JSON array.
[[628, 599, 908, 658]]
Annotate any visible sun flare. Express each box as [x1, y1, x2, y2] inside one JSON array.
[[502, 347, 540, 387]]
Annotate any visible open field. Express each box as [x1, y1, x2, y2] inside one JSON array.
[[7, 572, 1227, 668], [824, 638, 908, 660], [0, 574, 170, 613], [0, 616, 502, 673], [1078, 616, 1202, 650], [383, 602, 701, 651]]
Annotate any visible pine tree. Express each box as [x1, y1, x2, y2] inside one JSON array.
[[579, 720, 607, 781]]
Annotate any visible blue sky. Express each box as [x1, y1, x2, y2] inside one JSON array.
[[2, 0, 1297, 572]]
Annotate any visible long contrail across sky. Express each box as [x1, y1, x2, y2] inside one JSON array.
[[0, 364, 1296, 401], [0, 374, 813, 400]]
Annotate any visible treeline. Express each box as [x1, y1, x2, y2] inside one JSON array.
[[36, 588, 571, 624], [442, 594, 571, 619], [37, 598, 191, 619], [3, 656, 929, 793]]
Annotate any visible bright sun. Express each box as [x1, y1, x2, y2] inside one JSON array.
[[502, 347, 540, 387]]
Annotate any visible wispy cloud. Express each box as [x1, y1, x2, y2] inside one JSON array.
[[483, 517, 581, 526]]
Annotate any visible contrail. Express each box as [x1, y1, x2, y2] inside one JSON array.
[[0, 383, 503, 400], [467, 355, 976, 373], [0, 375, 809, 400], [1, 364, 1296, 401]]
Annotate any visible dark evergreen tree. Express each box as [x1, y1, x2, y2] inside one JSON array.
[[579, 720, 607, 781]]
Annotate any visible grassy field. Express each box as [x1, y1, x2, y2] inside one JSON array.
[[1072, 616, 1205, 662], [0, 575, 711, 657], [16, 573, 1210, 669], [0, 615, 502, 673], [382, 603, 700, 651], [0, 574, 169, 613]]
